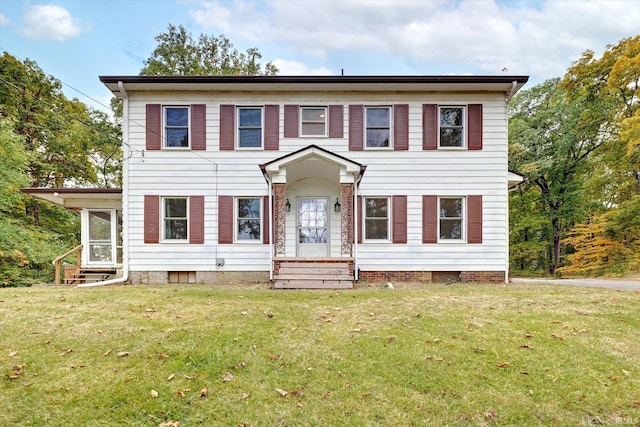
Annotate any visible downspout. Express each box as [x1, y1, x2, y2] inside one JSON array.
[[353, 168, 365, 281], [506, 80, 518, 102], [79, 81, 130, 287]]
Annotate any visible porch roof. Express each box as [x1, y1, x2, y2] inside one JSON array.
[[21, 188, 122, 210]]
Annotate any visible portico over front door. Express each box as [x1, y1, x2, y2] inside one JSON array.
[[297, 197, 328, 257]]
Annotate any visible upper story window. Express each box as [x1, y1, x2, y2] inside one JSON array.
[[236, 197, 261, 241], [364, 197, 389, 240], [366, 107, 391, 148], [300, 107, 327, 137], [439, 197, 464, 241], [163, 197, 188, 241], [238, 107, 263, 148], [164, 107, 189, 148], [439, 106, 465, 148]]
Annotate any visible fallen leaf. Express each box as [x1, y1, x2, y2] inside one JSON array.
[[159, 422, 180, 427], [183, 374, 197, 380], [200, 387, 208, 397], [622, 369, 630, 377], [352, 328, 362, 332], [519, 345, 533, 350], [496, 362, 509, 368], [117, 351, 130, 357], [59, 348, 73, 356], [471, 347, 486, 353], [551, 334, 564, 340], [223, 372, 234, 382], [176, 390, 185, 398], [275, 388, 288, 397], [241, 311, 248, 315], [524, 333, 534, 338], [145, 308, 156, 312], [268, 354, 282, 361], [240, 392, 250, 400], [551, 320, 561, 324], [485, 410, 497, 420], [167, 373, 175, 381], [103, 349, 112, 357], [158, 353, 170, 359], [632, 401, 640, 407], [296, 400, 304, 407], [267, 312, 274, 318], [324, 391, 331, 398], [151, 389, 159, 398]]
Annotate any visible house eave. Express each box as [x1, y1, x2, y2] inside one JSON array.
[[100, 75, 529, 97], [21, 188, 122, 210]]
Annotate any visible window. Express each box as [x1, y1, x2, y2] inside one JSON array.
[[439, 106, 465, 148], [237, 197, 261, 241], [238, 107, 263, 148], [301, 107, 327, 136], [164, 107, 189, 148], [439, 197, 464, 240], [163, 197, 188, 241], [364, 197, 389, 240], [366, 107, 391, 148]]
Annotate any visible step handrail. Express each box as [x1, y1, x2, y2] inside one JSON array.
[[52, 244, 82, 285]]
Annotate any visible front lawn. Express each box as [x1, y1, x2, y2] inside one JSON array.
[[1, 283, 639, 426]]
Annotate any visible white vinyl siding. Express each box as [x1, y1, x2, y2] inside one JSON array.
[[123, 91, 509, 274]]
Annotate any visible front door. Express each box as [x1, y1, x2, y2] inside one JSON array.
[[297, 198, 329, 257]]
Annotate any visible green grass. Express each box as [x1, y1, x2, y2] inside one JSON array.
[[1, 282, 639, 426]]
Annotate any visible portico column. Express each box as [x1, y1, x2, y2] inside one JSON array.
[[273, 182, 286, 256], [341, 183, 354, 256]]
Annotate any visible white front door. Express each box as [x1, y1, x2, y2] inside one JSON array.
[[297, 198, 329, 257]]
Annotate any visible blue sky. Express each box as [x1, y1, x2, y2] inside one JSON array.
[[1, 0, 639, 113]]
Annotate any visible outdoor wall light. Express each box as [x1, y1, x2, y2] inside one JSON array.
[[334, 198, 341, 213], [285, 199, 291, 212]]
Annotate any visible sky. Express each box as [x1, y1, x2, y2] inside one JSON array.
[[1, 0, 639, 113]]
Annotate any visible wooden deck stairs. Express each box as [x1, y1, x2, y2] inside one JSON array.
[[64, 267, 117, 286], [274, 259, 353, 289]]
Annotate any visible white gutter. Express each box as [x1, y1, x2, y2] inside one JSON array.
[[79, 81, 130, 287], [267, 175, 274, 281]]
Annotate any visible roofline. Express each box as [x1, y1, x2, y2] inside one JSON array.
[[100, 75, 529, 85], [21, 187, 122, 195]]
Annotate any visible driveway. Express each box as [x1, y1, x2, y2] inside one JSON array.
[[511, 277, 640, 291]]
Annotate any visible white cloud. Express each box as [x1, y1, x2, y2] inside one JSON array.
[[21, 4, 91, 41], [272, 59, 333, 76], [0, 13, 9, 26], [189, 0, 640, 81]]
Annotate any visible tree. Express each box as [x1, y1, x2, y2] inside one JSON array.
[[140, 24, 278, 76]]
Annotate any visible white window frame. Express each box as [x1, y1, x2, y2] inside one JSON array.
[[438, 196, 465, 242], [235, 197, 262, 243], [237, 107, 264, 149], [300, 106, 327, 137], [163, 106, 190, 149], [365, 106, 393, 149], [162, 197, 189, 243], [438, 106, 466, 149], [363, 196, 390, 242]]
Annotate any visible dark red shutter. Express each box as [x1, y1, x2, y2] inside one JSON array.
[[349, 105, 364, 151], [190, 104, 206, 150], [264, 105, 279, 150], [283, 105, 298, 138], [146, 104, 161, 150], [467, 104, 482, 150], [357, 195, 363, 244], [422, 195, 437, 243], [219, 105, 235, 151], [467, 104, 483, 150], [144, 195, 160, 243], [394, 104, 409, 151], [263, 196, 270, 244], [392, 195, 407, 244], [422, 104, 437, 150], [328, 105, 344, 138], [189, 196, 205, 244], [218, 195, 233, 244], [467, 195, 483, 243]]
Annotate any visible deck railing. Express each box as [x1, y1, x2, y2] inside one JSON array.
[[52, 244, 82, 285]]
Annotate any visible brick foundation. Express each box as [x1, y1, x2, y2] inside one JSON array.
[[359, 271, 506, 284]]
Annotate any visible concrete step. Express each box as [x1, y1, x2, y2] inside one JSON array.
[[274, 279, 353, 289]]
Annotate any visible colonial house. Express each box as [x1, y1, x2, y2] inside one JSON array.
[[24, 75, 528, 288]]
